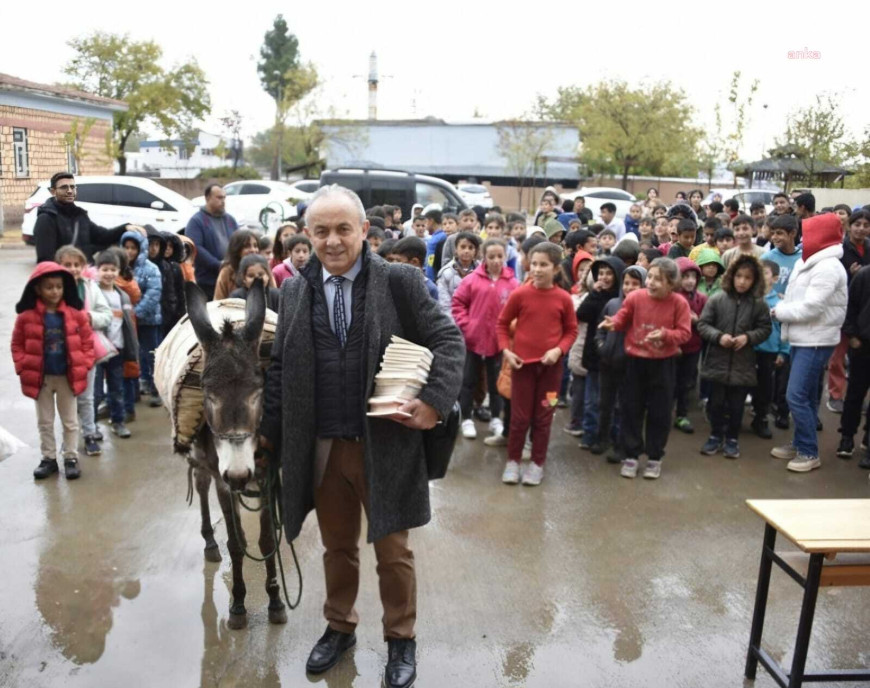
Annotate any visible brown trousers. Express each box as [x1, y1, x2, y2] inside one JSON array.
[[314, 439, 416, 640], [35, 375, 79, 460]]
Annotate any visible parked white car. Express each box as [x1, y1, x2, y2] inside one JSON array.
[[22, 176, 198, 244], [703, 188, 779, 215], [456, 183, 493, 209], [560, 187, 637, 220], [191, 180, 299, 230], [287, 178, 320, 199]]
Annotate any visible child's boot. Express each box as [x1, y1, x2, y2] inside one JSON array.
[[34, 458, 59, 480], [63, 457, 81, 480]]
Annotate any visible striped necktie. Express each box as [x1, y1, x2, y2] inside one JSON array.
[[329, 275, 347, 346]]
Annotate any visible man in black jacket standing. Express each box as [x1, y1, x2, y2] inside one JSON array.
[[34, 172, 143, 263], [261, 184, 463, 688]]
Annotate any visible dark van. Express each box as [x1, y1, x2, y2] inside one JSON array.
[[319, 168, 468, 219]]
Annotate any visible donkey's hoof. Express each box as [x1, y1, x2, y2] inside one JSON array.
[[268, 606, 288, 625], [227, 612, 248, 630], [204, 545, 222, 563]]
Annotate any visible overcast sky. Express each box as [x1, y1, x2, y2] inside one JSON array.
[[2, 0, 866, 162]]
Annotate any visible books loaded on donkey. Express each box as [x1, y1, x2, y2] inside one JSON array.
[[367, 336, 433, 418]]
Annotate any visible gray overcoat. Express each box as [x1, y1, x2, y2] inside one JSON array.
[[262, 246, 465, 543]]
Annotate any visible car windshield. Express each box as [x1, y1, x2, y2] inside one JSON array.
[[461, 185, 488, 194]]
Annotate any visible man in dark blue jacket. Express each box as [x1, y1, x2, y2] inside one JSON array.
[[184, 184, 238, 300]]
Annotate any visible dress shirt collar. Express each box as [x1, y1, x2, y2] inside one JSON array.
[[322, 252, 364, 284]]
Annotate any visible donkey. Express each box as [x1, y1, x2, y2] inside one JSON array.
[[184, 280, 287, 630]]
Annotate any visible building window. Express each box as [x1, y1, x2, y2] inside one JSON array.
[[13, 128, 29, 178]]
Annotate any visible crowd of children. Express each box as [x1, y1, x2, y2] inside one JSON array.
[[12, 183, 870, 487]]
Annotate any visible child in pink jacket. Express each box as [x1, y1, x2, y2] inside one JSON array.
[[452, 238, 519, 440]]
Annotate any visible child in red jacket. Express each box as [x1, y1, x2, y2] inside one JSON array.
[[599, 257, 692, 479], [497, 242, 578, 486], [452, 239, 519, 441], [11, 262, 95, 480]]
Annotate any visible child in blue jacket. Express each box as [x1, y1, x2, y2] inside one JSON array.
[[752, 259, 790, 438], [121, 231, 162, 406]]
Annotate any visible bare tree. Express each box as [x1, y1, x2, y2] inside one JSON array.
[[496, 120, 555, 212]]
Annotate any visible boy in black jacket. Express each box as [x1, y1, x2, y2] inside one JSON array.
[[161, 231, 187, 332], [577, 256, 625, 449], [592, 265, 647, 461], [837, 261, 870, 468]]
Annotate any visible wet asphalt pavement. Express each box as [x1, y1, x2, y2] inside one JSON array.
[[0, 250, 868, 688]]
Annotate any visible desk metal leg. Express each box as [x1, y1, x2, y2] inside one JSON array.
[[746, 523, 777, 680], [787, 553, 824, 688]]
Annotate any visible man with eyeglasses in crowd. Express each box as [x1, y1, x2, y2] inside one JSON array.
[[34, 172, 145, 264]]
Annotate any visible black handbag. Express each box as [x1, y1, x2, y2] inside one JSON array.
[[388, 267, 460, 480]]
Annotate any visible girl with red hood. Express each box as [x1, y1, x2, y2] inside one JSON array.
[[770, 213, 848, 473], [11, 262, 95, 480]]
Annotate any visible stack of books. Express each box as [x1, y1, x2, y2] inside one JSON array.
[[367, 336, 433, 418]]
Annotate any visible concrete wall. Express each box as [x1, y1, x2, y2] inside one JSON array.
[[807, 188, 870, 209], [0, 105, 113, 229]]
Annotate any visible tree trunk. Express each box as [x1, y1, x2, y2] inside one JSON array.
[[117, 155, 127, 176], [621, 163, 630, 190]]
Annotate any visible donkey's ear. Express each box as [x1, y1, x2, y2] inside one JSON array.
[[242, 278, 266, 345], [185, 281, 219, 349]]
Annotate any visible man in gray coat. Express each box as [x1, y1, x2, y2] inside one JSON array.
[[260, 185, 464, 688]]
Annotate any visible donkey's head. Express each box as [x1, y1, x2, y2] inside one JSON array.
[[185, 281, 266, 490]]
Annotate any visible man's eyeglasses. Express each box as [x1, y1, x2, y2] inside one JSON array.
[[54, 184, 77, 191]]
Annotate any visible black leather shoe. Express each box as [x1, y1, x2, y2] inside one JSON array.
[[306, 627, 356, 674], [385, 638, 416, 688]]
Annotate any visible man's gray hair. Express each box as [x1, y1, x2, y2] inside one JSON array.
[[306, 184, 366, 224]]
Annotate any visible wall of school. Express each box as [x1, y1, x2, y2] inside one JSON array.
[[0, 105, 113, 230]]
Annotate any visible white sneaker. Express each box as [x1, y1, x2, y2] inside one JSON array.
[[461, 418, 477, 439], [620, 458, 639, 478], [484, 434, 508, 446], [771, 442, 797, 460], [489, 418, 504, 436], [643, 460, 662, 479], [522, 462, 544, 486], [521, 440, 532, 461], [502, 460, 521, 484], [787, 453, 821, 473]]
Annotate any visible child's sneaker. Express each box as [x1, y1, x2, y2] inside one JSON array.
[[787, 453, 821, 473], [521, 440, 532, 461], [620, 458, 638, 478], [861, 427, 869, 451], [578, 438, 593, 450], [112, 422, 132, 439], [501, 461, 521, 484], [33, 458, 59, 480], [84, 435, 101, 456], [674, 417, 694, 434], [643, 460, 662, 479], [589, 440, 609, 455], [723, 438, 740, 459], [484, 433, 507, 446], [837, 436, 854, 459], [93, 428, 104, 442], [461, 419, 477, 439], [859, 453, 870, 470], [607, 445, 625, 465], [522, 462, 544, 486], [149, 394, 163, 409], [700, 436, 723, 455], [63, 458, 81, 480], [489, 418, 504, 437], [771, 442, 797, 460], [563, 424, 583, 437], [751, 417, 772, 439], [774, 414, 790, 430]]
